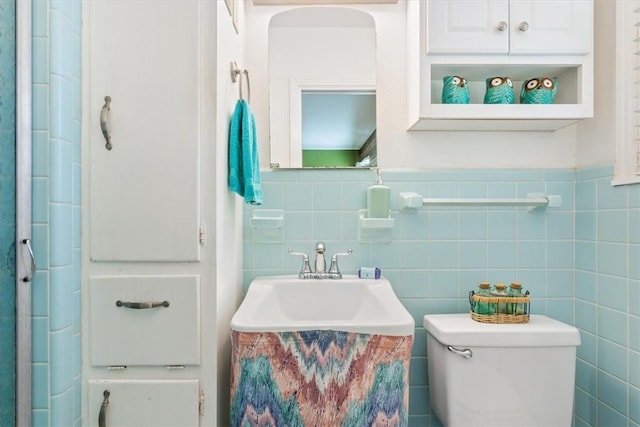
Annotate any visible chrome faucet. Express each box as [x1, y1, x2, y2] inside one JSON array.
[[288, 243, 352, 279], [328, 249, 353, 276], [315, 242, 326, 274], [288, 249, 312, 278]]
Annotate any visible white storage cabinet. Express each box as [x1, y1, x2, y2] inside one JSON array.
[[408, 0, 594, 130]]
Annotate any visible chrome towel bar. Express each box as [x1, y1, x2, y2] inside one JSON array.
[[399, 192, 562, 212]]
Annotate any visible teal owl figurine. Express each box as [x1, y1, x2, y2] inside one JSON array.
[[520, 77, 558, 104], [483, 77, 514, 104], [442, 75, 470, 104]]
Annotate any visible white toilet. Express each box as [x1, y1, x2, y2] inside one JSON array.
[[423, 313, 581, 427]]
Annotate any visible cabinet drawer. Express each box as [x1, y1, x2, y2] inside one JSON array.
[[88, 379, 200, 427], [90, 275, 200, 366]]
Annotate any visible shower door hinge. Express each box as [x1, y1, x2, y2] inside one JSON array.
[[199, 224, 206, 246], [199, 390, 205, 415]]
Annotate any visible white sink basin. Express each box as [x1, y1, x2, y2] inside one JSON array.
[[230, 275, 414, 336]]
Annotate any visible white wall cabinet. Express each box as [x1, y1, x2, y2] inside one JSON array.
[[427, 0, 592, 55], [83, 0, 216, 424], [408, 0, 594, 130]]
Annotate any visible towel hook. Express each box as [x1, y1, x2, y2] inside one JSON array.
[[230, 61, 251, 104], [230, 61, 241, 83]]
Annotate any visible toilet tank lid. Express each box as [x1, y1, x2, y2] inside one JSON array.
[[423, 314, 581, 347]]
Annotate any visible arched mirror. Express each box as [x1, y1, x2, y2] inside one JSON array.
[[268, 8, 376, 168]]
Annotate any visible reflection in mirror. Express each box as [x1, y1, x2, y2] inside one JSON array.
[[268, 8, 376, 168], [301, 90, 376, 167]]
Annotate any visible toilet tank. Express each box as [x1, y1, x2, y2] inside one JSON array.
[[423, 314, 581, 427]]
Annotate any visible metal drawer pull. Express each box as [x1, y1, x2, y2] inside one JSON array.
[[115, 300, 170, 309], [100, 95, 112, 150], [447, 345, 473, 359], [21, 238, 36, 283], [99, 390, 110, 427]]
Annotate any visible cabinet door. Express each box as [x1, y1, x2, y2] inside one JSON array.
[[426, 0, 592, 56], [88, 379, 200, 426], [510, 0, 593, 55], [427, 0, 509, 54], [88, 0, 201, 262]]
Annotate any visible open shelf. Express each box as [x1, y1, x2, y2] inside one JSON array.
[[409, 60, 592, 131]]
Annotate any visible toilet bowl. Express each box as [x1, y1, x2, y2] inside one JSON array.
[[423, 313, 581, 427]]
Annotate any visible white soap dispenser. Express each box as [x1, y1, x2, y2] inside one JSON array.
[[367, 169, 390, 218]]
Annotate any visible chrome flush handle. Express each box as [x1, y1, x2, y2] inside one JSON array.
[[447, 345, 473, 359]]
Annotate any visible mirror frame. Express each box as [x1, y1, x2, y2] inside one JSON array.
[[267, 7, 376, 169]]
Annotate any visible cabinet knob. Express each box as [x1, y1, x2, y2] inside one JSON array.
[[519, 21, 530, 32], [497, 21, 508, 31]]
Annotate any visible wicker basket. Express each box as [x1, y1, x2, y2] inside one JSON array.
[[469, 290, 531, 324]]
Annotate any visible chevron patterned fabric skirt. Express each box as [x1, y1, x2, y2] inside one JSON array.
[[230, 330, 413, 427]]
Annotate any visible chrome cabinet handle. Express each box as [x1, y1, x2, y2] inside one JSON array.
[[98, 390, 110, 427], [21, 238, 35, 283], [497, 21, 508, 31], [100, 96, 112, 150], [447, 345, 473, 359], [519, 21, 530, 32], [115, 300, 170, 309]]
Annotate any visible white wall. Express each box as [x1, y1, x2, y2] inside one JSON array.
[[576, 0, 616, 167], [215, 2, 246, 425], [246, 1, 579, 170]]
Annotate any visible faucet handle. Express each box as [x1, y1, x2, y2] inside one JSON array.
[[328, 249, 353, 276], [288, 249, 312, 277]]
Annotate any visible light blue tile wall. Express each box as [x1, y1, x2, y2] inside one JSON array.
[[575, 165, 640, 427], [243, 168, 577, 426], [0, 0, 17, 422], [31, 0, 82, 425], [244, 166, 640, 426]]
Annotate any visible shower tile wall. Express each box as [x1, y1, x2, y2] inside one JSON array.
[[31, 0, 82, 425], [0, 0, 17, 422], [243, 168, 577, 427]]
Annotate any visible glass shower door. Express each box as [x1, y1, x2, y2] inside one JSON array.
[[15, 0, 33, 425], [0, 0, 18, 423], [0, 0, 32, 425]]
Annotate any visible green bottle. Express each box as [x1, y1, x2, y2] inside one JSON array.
[[508, 282, 525, 315], [476, 282, 494, 315], [491, 283, 508, 314]]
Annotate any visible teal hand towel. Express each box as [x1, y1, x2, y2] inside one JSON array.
[[229, 99, 263, 205], [228, 100, 244, 196]]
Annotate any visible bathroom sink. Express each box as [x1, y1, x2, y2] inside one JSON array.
[[230, 275, 414, 336]]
